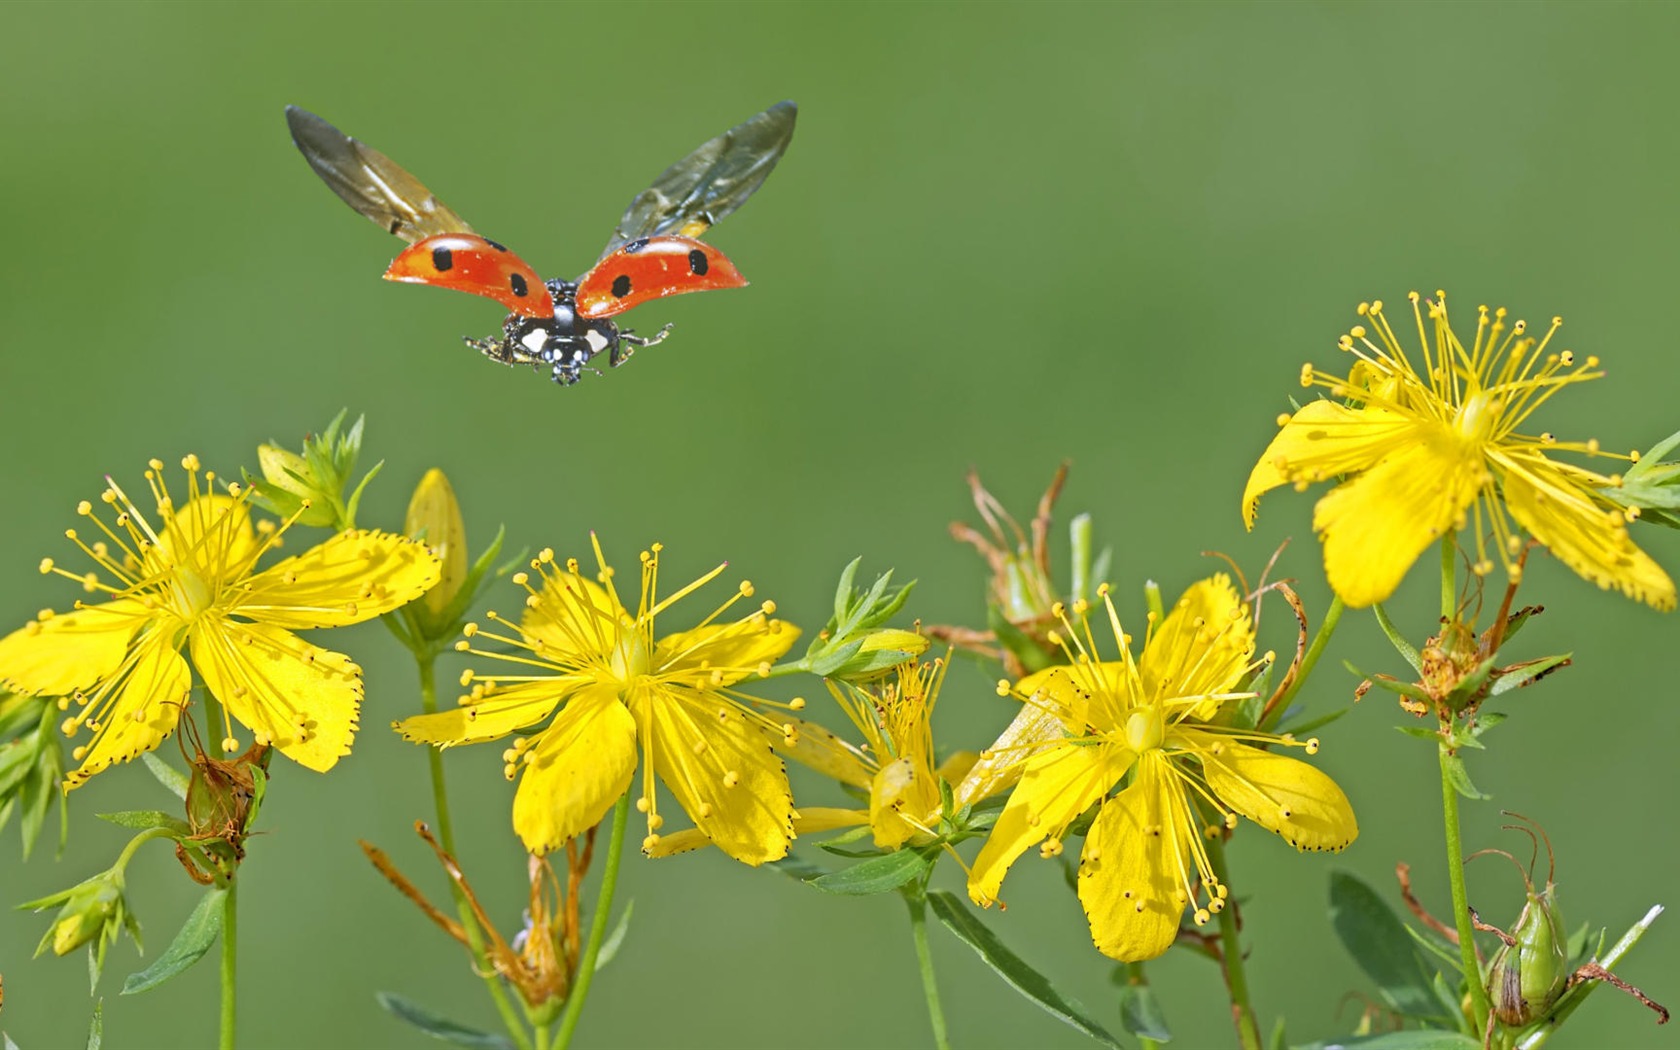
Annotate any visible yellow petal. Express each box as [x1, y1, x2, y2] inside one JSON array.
[[1192, 732, 1358, 851], [952, 699, 1065, 810], [189, 621, 360, 772], [1077, 763, 1190, 962], [236, 530, 441, 629], [512, 683, 638, 854], [1497, 452, 1676, 612], [654, 617, 801, 684], [1312, 421, 1484, 607], [643, 806, 867, 859], [967, 741, 1131, 906], [0, 600, 150, 696], [778, 716, 873, 788], [395, 680, 569, 747], [1139, 575, 1253, 717], [66, 629, 190, 789], [155, 495, 260, 573], [636, 685, 793, 866], [524, 575, 625, 667], [869, 756, 938, 849], [1242, 400, 1415, 527]]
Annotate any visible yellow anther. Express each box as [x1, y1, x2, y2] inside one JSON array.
[[789, 697, 806, 711], [722, 770, 741, 788]]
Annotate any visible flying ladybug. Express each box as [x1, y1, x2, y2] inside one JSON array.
[[285, 101, 796, 385]]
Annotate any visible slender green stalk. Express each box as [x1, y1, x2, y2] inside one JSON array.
[[415, 653, 530, 1050], [555, 792, 631, 1050], [1440, 535, 1456, 621], [906, 892, 950, 1050], [1261, 592, 1344, 732], [1206, 835, 1262, 1050], [1440, 744, 1492, 1034], [1127, 960, 1160, 1050], [220, 876, 237, 1050]]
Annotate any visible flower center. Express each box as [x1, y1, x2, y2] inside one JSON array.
[[1454, 390, 1501, 445], [1124, 708, 1164, 753], [608, 626, 652, 682], [172, 564, 214, 623]]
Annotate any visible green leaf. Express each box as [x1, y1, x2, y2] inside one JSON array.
[[595, 900, 634, 971], [990, 609, 1054, 675], [5, 1029, 21, 1050], [375, 991, 517, 1049], [1295, 1033, 1479, 1050], [1442, 753, 1490, 800], [121, 887, 226, 995], [1267, 1016, 1287, 1050], [1327, 870, 1444, 1020], [807, 849, 930, 895], [85, 999, 102, 1050], [1117, 981, 1172, 1041], [927, 891, 1124, 1049], [96, 811, 192, 836], [1489, 654, 1571, 696], [765, 855, 828, 882], [1396, 726, 1441, 743], [141, 752, 189, 801]]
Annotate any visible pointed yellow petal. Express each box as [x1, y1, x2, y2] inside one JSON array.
[[1192, 733, 1358, 851], [1312, 421, 1485, 607], [1139, 575, 1253, 717], [0, 600, 150, 696], [190, 621, 360, 772], [1242, 401, 1415, 527], [643, 806, 866, 859], [65, 630, 190, 789], [654, 617, 801, 684], [237, 530, 441, 629], [1497, 452, 1676, 611], [967, 741, 1131, 906], [395, 680, 568, 747], [1077, 764, 1191, 962], [638, 685, 793, 865], [778, 716, 873, 788], [952, 699, 1065, 810], [512, 683, 638, 855]]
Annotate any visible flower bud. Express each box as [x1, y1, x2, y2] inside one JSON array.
[[405, 469, 468, 618], [24, 868, 133, 966], [1486, 881, 1569, 1027]]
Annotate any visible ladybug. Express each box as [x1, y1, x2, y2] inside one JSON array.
[[286, 101, 796, 385]]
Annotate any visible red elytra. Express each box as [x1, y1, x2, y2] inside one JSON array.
[[385, 234, 555, 318], [575, 236, 747, 320]]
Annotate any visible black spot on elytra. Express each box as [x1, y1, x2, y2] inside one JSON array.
[[509, 273, 529, 297], [484, 238, 508, 252], [688, 249, 708, 276], [611, 274, 631, 298], [431, 247, 454, 272], [625, 238, 649, 253]]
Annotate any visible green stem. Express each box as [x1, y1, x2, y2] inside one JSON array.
[[906, 891, 951, 1050], [415, 654, 530, 1050], [1207, 835, 1262, 1050], [1440, 743, 1492, 1034], [220, 876, 237, 1050], [555, 793, 631, 1050], [1261, 593, 1344, 732], [1126, 961, 1160, 1050], [1440, 534, 1457, 621]]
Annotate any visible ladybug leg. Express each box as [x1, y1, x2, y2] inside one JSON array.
[[613, 323, 674, 367], [465, 334, 517, 366]]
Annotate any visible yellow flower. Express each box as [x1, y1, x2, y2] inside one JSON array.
[[0, 456, 441, 787], [1243, 292, 1674, 610], [966, 575, 1357, 962], [395, 537, 801, 864]]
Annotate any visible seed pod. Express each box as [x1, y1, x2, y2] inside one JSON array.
[[1485, 877, 1569, 1026]]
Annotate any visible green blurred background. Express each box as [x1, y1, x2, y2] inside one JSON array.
[[3, 2, 1678, 1047]]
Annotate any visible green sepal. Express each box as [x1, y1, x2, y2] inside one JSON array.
[[1441, 751, 1490, 800], [1294, 1032, 1479, 1049], [375, 991, 517, 1049], [1372, 603, 1423, 673], [140, 752, 189, 801], [121, 886, 225, 995], [595, 899, 634, 971], [1327, 870, 1448, 1021], [1352, 664, 1435, 705], [1116, 981, 1172, 1041], [95, 811, 193, 836], [85, 1000, 102, 1050], [926, 891, 1123, 1049], [1489, 654, 1571, 696], [807, 848, 930, 895], [1267, 1016, 1287, 1050], [989, 607, 1054, 674]]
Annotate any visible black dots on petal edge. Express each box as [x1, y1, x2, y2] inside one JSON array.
[[611, 274, 631, 298], [688, 249, 708, 276], [432, 247, 453, 272], [510, 272, 529, 298]]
